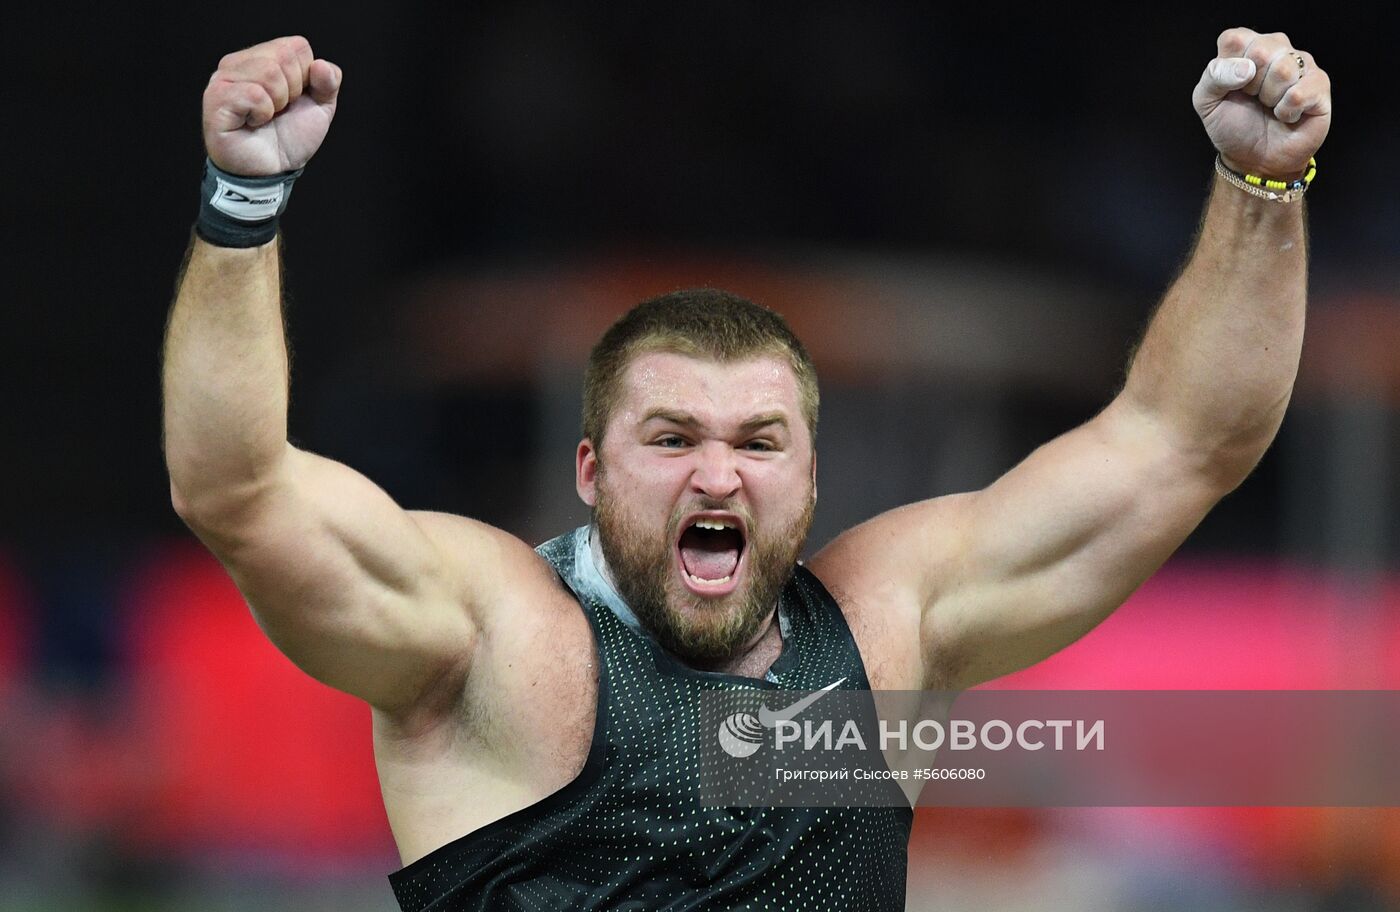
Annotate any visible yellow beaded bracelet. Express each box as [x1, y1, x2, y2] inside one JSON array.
[[1214, 154, 1317, 203]]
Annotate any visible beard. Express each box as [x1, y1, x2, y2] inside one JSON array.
[[593, 470, 815, 668]]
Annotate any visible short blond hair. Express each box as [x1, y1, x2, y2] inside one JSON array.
[[582, 288, 819, 448]]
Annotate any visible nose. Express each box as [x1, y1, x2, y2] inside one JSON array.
[[690, 440, 742, 501]]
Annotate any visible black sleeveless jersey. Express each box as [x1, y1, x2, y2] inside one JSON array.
[[388, 525, 913, 911]]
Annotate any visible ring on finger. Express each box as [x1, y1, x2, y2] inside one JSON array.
[[1291, 52, 1305, 77]]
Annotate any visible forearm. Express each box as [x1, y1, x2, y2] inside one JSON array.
[[162, 235, 291, 518], [1120, 175, 1307, 479]]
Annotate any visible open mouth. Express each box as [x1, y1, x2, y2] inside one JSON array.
[[676, 515, 747, 593]]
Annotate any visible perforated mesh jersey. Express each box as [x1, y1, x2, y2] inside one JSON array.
[[388, 526, 914, 911]]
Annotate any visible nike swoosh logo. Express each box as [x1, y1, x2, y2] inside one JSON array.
[[757, 677, 846, 728]]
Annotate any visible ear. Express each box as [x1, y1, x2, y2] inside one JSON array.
[[576, 438, 599, 507]]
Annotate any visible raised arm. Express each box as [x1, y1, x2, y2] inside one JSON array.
[[812, 27, 1331, 691], [163, 37, 546, 717]]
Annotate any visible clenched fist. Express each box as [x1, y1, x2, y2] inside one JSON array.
[[1193, 27, 1331, 181], [203, 36, 341, 177]]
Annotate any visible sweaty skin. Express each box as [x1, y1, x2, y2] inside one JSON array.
[[163, 29, 1329, 866]]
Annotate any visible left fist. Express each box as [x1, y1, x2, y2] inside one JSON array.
[[1192, 27, 1331, 180]]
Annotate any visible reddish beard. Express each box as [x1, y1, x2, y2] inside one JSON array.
[[593, 469, 815, 667]]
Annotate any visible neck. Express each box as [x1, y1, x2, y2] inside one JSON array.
[[693, 616, 782, 677]]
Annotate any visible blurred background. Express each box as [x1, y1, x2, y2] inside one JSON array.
[[3, 2, 1399, 910]]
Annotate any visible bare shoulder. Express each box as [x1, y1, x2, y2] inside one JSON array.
[[385, 513, 589, 735], [407, 511, 575, 617], [408, 512, 564, 580], [808, 492, 974, 615], [806, 493, 976, 689]]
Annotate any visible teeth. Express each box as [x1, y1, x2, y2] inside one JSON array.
[[692, 519, 735, 531], [688, 572, 732, 585]]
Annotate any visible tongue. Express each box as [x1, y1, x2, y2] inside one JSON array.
[[679, 527, 741, 581]]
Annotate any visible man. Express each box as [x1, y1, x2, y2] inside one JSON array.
[[162, 28, 1330, 910]]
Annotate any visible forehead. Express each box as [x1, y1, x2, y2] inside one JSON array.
[[615, 350, 804, 430]]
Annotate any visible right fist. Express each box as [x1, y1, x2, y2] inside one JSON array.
[[203, 36, 341, 177]]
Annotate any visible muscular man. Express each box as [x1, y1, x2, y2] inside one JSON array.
[[162, 29, 1330, 910]]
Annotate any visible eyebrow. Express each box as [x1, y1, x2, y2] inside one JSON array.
[[641, 408, 790, 433]]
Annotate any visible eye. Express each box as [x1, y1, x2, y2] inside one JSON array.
[[655, 435, 687, 448], [742, 440, 775, 452]]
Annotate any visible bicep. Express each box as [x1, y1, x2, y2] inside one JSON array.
[[181, 444, 504, 714], [927, 398, 1230, 688], [821, 399, 1230, 691]]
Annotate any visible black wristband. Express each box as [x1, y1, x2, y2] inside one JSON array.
[[194, 158, 305, 248]]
